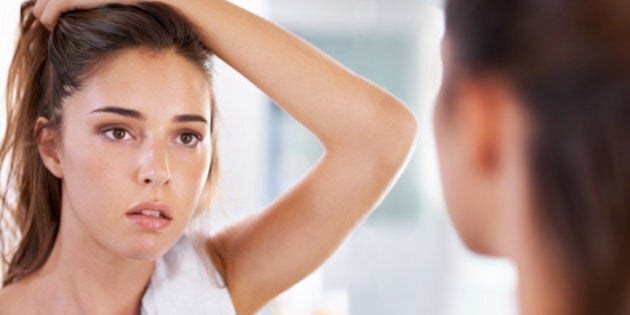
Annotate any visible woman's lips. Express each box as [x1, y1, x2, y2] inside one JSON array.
[[126, 201, 173, 230], [126, 214, 171, 230]]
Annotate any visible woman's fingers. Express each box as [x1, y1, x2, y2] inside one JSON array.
[[39, 1, 64, 29], [33, 0, 138, 30], [33, 0, 123, 29], [32, 0, 67, 29], [32, 0, 50, 19]]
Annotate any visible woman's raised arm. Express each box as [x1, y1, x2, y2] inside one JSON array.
[[34, 0, 417, 313]]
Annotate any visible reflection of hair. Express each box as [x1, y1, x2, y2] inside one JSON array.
[[445, 0, 630, 313], [1, 1, 219, 286]]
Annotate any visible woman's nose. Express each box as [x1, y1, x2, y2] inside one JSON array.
[[137, 140, 171, 187]]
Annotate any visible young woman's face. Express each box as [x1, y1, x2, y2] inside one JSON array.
[[55, 48, 212, 261]]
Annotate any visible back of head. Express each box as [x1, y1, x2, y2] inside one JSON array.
[[445, 0, 630, 313], [1, 1, 217, 286]]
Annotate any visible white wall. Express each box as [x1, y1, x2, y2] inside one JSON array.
[[207, 0, 270, 229]]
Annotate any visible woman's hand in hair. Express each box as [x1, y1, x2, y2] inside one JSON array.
[[32, 0, 138, 29]]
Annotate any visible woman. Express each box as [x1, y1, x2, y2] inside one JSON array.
[[436, 0, 629, 314], [0, 0, 417, 314]]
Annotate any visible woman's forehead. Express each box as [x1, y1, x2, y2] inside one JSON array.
[[64, 49, 212, 121]]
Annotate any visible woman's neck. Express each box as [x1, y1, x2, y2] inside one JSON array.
[[24, 217, 155, 314], [517, 261, 571, 315], [514, 231, 573, 315]]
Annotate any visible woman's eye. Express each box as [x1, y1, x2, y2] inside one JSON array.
[[103, 128, 131, 141], [177, 132, 201, 146]]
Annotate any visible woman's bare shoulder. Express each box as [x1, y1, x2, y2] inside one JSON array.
[[0, 286, 19, 313], [0, 282, 36, 314]]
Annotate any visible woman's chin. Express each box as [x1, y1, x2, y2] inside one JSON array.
[[114, 234, 179, 261]]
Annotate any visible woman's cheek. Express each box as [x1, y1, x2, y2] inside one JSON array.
[[176, 152, 210, 197]]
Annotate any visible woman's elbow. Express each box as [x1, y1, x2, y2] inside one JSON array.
[[364, 96, 418, 173], [383, 101, 418, 169]]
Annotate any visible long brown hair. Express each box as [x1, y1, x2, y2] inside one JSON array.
[[445, 0, 630, 314], [1, 1, 219, 286]]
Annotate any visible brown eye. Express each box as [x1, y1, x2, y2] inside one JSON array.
[[177, 132, 200, 146], [104, 128, 131, 141]]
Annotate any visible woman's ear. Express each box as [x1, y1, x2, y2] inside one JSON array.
[[437, 75, 526, 256], [35, 117, 64, 178], [457, 77, 532, 254], [448, 76, 503, 177]]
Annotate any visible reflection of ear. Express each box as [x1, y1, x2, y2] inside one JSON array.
[[35, 117, 63, 178], [457, 77, 503, 175]]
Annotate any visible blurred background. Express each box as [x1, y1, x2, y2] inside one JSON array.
[[0, 0, 518, 314]]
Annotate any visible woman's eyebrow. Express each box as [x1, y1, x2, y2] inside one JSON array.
[[90, 106, 144, 120], [89, 107, 208, 124], [173, 114, 208, 124]]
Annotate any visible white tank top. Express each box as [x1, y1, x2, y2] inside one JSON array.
[[141, 235, 236, 315]]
